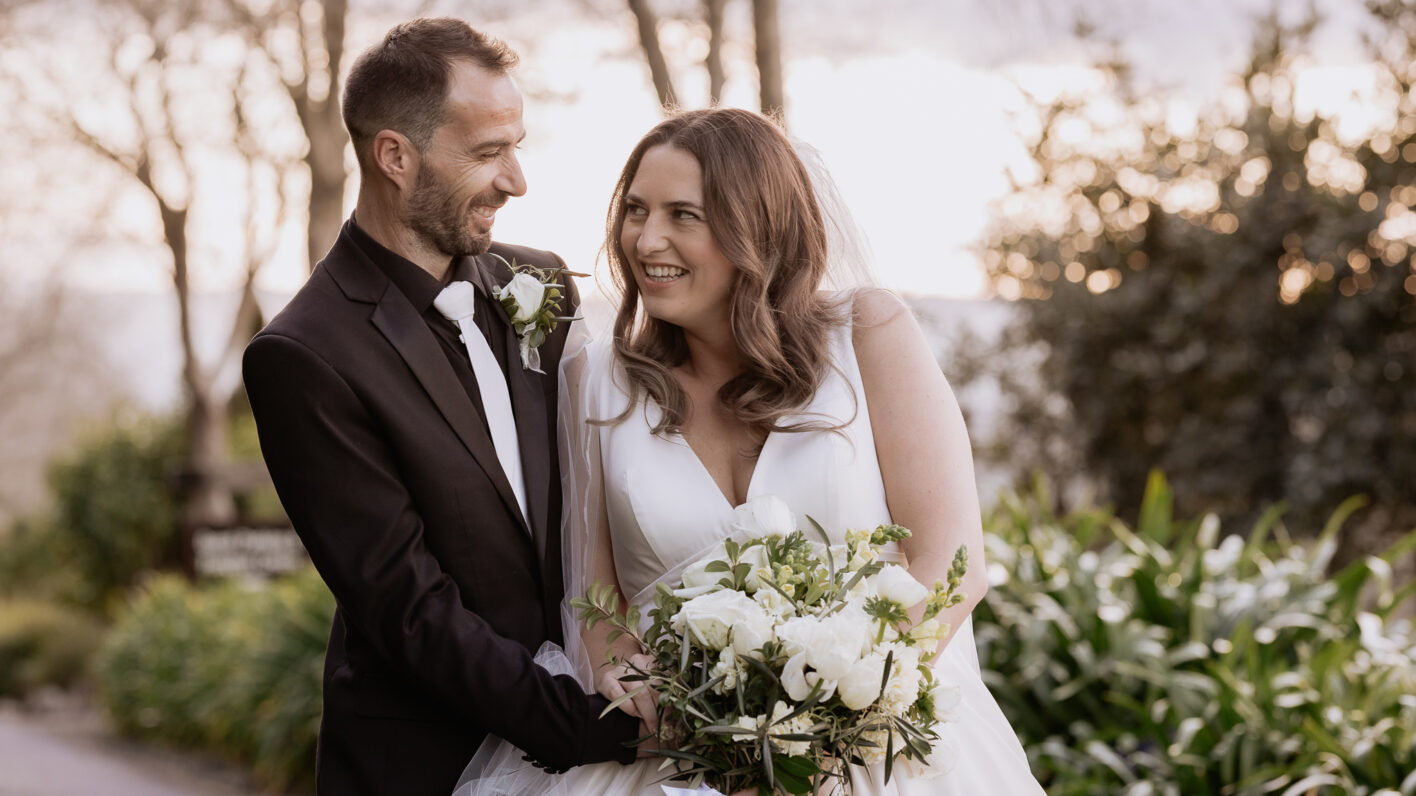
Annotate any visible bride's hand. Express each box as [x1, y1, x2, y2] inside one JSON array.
[[597, 652, 660, 732]]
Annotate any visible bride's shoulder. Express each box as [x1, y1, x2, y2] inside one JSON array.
[[838, 287, 912, 330]]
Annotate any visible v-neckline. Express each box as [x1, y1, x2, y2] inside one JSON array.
[[673, 427, 775, 512]]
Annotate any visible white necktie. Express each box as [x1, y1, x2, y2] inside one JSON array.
[[433, 281, 528, 526]]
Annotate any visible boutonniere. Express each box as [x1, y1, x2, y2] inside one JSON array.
[[490, 253, 584, 373]]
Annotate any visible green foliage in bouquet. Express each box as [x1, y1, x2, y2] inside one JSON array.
[[574, 507, 969, 795], [975, 472, 1416, 795], [95, 568, 333, 791]]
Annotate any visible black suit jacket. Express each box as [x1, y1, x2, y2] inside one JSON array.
[[243, 223, 637, 796]]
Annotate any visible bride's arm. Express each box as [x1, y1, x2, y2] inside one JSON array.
[[852, 289, 990, 649], [563, 340, 659, 730], [581, 484, 659, 728]]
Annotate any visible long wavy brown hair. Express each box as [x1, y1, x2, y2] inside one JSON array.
[[604, 108, 849, 437]]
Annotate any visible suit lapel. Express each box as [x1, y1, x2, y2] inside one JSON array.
[[340, 253, 528, 536], [476, 253, 553, 561]]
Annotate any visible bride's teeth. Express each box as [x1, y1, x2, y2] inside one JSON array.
[[646, 265, 686, 278]]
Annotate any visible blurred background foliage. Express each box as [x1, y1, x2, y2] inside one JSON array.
[[953, 3, 1416, 562], [95, 568, 332, 792]]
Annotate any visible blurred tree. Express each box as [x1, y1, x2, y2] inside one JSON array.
[[220, 0, 349, 274], [613, 0, 783, 116], [968, 9, 1416, 546], [0, 0, 303, 528]]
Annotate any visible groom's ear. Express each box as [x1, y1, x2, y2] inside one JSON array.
[[370, 129, 417, 192]]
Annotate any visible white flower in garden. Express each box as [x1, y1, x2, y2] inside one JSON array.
[[837, 652, 887, 710], [873, 563, 930, 608], [929, 680, 962, 724], [731, 494, 795, 538], [495, 272, 547, 323], [672, 589, 773, 653]]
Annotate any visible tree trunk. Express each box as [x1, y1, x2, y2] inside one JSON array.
[[703, 0, 726, 105], [161, 200, 236, 529], [752, 0, 784, 118], [302, 0, 348, 272], [626, 0, 678, 111]]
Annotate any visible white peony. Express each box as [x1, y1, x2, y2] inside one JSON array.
[[776, 607, 872, 683], [730, 494, 796, 538], [672, 588, 774, 653], [496, 272, 547, 323], [837, 652, 887, 710], [780, 652, 838, 702], [872, 563, 930, 608]]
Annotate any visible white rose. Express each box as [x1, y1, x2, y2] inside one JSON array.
[[679, 542, 730, 591], [672, 588, 773, 653], [498, 272, 547, 323], [929, 680, 962, 724], [679, 540, 771, 594], [872, 563, 930, 608], [837, 652, 887, 710], [731, 494, 796, 538]]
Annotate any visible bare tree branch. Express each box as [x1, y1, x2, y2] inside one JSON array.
[[626, 0, 678, 110]]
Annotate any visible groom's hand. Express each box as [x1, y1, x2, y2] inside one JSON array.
[[597, 652, 660, 732]]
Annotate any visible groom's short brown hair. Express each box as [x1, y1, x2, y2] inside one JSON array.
[[342, 17, 518, 172]]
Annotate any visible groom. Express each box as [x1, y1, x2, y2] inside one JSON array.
[[243, 18, 640, 796]]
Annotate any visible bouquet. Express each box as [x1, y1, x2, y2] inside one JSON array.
[[573, 495, 969, 795]]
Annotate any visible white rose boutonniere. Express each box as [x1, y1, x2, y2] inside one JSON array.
[[489, 253, 584, 373]]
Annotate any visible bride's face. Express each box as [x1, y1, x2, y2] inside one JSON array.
[[620, 145, 737, 334]]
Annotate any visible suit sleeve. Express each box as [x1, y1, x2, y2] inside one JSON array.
[[242, 332, 638, 769]]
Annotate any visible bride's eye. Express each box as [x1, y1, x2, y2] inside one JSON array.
[[675, 209, 702, 221], [624, 203, 647, 218]]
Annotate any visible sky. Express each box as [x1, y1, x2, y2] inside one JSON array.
[[0, 0, 1383, 304]]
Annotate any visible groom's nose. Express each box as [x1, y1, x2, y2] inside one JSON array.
[[493, 152, 526, 198]]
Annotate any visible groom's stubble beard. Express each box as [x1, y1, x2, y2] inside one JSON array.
[[401, 161, 505, 258]]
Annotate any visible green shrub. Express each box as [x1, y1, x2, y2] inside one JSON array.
[[41, 416, 184, 613], [0, 599, 105, 698], [96, 568, 333, 791], [976, 473, 1416, 794]]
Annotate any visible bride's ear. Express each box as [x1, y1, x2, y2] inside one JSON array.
[[370, 129, 418, 192]]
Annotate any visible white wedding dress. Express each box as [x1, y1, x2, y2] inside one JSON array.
[[457, 304, 1044, 795]]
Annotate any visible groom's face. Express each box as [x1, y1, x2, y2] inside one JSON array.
[[403, 61, 527, 258]]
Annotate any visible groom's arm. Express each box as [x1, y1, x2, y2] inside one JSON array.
[[242, 330, 639, 771]]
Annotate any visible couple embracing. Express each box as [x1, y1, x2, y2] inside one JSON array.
[[243, 16, 1044, 796]]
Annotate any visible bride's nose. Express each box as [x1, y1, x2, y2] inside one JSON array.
[[635, 212, 670, 257]]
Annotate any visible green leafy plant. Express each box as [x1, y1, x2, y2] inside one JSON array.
[[975, 473, 1416, 794], [0, 599, 105, 698]]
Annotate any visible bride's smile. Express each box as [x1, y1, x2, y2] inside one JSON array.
[[620, 144, 737, 333]]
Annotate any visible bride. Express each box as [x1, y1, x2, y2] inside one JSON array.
[[458, 107, 1043, 794]]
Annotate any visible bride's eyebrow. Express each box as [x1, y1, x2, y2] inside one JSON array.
[[624, 192, 703, 212]]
